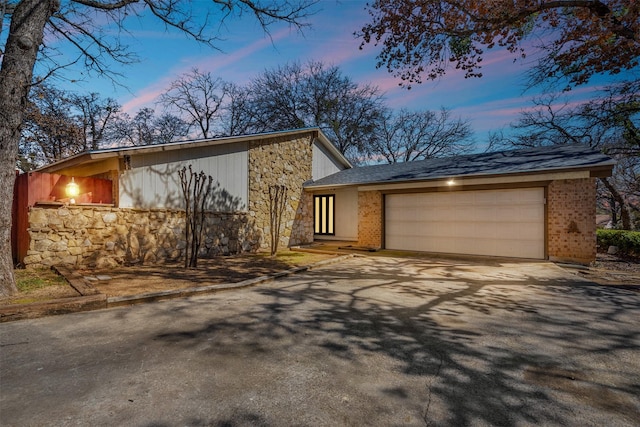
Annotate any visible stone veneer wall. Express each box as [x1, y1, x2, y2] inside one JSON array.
[[357, 190, 383, 248], [24, 206, 261, 269], [248, 133, 314, 250], [547, 178, 597, 264]]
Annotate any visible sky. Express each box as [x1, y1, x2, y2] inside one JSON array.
[[35, 0, 621, 148]]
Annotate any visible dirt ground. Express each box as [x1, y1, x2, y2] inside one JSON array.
[[77, 251, 337, 297], [573, 252, 640, 288], [1, 251, 336, 304]]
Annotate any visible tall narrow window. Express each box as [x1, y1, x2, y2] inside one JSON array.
[[314, 195, 335, 235]]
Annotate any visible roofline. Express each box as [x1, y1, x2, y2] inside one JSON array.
[[36, 128, 352, 173], [304, 162, 615, 190], [314, 131, 352, 169]]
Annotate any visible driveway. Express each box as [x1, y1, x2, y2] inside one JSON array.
[[1, 256, 638, 426]]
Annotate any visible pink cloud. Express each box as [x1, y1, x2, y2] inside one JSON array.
[[121, 27, 292, 113], [190, 27, 292, 73]]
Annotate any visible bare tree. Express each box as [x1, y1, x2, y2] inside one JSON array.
[[498, 89, 639, 230], [111, 108, 188, 146], [21, 82, 85, 167], [268, 185, 288, 256], [160, 68, 229, 139], [19, 83, 123, 169], [245, 61, 386, 161], [153, 113, 190, 144], [370, 108, 474, 163], [178, 165, 213, 268], [219, 82, 256, 137], [0, 0, 315, 296], [70, 92, 120, 151]]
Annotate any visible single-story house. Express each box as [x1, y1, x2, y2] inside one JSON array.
[[17, 128, 613, 267], [17, 128, 349, 267]]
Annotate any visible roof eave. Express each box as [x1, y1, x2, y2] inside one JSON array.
[[304, 162, 615, 190], [35, 128, 347, 173], [313, 131, 353, 169]]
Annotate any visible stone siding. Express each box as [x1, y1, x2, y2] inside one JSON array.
[[548, 178, 597, 264], [24, 206, 260, 269], [358, 190, 383, 248], [248, 133, 314, 250]]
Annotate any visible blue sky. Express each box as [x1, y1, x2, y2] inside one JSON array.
[[44, 0, 616, 146]]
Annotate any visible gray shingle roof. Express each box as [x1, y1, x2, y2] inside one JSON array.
[[305, 144, 615, 188]]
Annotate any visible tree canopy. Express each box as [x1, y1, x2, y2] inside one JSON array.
[[358, 0, 639, 88], [370, 108, 474, 163]]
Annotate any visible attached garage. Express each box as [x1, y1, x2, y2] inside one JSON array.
[[305, 144, 616, 264], [385, 188, 545, 259]]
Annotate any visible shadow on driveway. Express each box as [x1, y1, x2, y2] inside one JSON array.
[[1, 256, 638, 426], [152, 256, 640, 426]]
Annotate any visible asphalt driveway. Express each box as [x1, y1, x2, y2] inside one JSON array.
[[1, 256, 638, 426]]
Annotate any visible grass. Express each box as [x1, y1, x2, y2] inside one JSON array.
[[14, 268, 68, 292], [1, 268, 77, 305]]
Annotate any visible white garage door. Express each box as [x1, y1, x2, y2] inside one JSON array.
[[385, 188, 545, 259]]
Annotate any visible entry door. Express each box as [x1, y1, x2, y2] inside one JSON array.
[[314, 194, 335, 235], [385, 188, 545, 259]]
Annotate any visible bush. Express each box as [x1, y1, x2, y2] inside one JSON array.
[[597, 229, 640, 256]]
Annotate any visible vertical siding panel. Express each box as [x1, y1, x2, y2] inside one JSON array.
[[312, 141, 344, 180], [120, 142, 248, 211]]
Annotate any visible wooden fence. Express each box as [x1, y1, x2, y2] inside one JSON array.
[[12, 172, 114, 265]]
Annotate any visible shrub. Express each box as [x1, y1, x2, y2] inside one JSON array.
[[597, 229, 640, 256]]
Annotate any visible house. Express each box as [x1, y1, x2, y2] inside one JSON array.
[[16, 129, 613, 268], [17, 128, 350, 268], [304, 144, 614, 265]]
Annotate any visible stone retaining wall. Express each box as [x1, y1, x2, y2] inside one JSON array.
[[24, 206, 261, 269]]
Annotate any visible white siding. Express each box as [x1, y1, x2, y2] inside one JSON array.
[[385, 188, 545, 259], [312, 141, 344, 180], [119, 142, 248, 211], [314, 187, 358, 241]]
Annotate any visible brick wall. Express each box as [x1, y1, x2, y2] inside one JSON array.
[[548, 178, 597, 264], [358, 190, 383, 248], [248, 133, 314, 250]]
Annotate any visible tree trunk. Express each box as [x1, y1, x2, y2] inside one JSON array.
[[0, 0, 59, 297], [600, 177, 631, 230]]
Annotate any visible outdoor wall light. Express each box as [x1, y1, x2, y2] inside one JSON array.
[[447, 179, 456, 186], [66, 177, 80, 204]]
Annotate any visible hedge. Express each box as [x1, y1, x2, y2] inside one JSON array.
[[597, 229, 640, 256]]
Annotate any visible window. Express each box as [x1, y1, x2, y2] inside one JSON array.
[[314, 194, 335, 235]]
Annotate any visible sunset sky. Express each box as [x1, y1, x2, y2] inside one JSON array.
[[44, 0, 620, 147]]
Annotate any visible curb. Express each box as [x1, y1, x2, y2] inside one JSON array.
[[1, 254, 354, 322], [0, 294, 107, 323]]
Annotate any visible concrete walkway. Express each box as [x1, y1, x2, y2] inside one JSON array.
[[1, 256, 638, 426]]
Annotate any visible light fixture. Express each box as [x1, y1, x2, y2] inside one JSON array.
[[66, 177, 80, 204], [447, 179, 456, 186]]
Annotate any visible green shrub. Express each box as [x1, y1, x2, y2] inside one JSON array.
[[597, 229, 640, 256]]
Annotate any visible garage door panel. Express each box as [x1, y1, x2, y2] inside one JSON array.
[[457, 207, 493, 221], [385, 188, 545, 259]]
